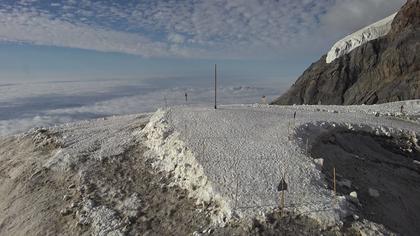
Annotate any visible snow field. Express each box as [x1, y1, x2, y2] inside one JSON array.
[[142, 102, 420, 227]]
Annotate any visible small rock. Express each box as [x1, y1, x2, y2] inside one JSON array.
[[60, 208, 72, 216], [338, 179, 352, 188], [353, 214, 360, 220], [350, 191, 358, 199], [68, 184, 76, 189], [122, 225, 130, 233], [368, 188, 380, 198], [313, 158, 324, 168], [63, 195, 71, 201]]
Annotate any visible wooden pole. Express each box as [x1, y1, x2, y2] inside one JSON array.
[[234, 172, 239, 209], [280, 173, 285, 216], [214, 64, 217, 109], [333, 167, 336, 204], [280, 190, 284, 216]]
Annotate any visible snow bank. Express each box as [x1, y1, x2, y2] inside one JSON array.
[[140, 109, 231, 225], [42, 115, 147, 170], [326, 13, 397, 63]]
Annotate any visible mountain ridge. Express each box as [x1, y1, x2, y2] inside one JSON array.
[[272, 0, 420, 105]]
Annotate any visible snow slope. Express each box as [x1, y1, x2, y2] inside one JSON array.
[[142, 101, 420, 227], [326, 13, 397, 63], [8, 99, 418, 233]]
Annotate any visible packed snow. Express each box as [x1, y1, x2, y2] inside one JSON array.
[[326, 13, 397, 63], [142, 100, 420, 226]]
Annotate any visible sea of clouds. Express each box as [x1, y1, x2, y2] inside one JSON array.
[[0, 78, 281, 136]]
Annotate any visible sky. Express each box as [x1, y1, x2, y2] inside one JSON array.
[[0, 0, 407, 136], [0, 0, 405, 82]]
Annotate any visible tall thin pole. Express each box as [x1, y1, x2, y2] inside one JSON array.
[[333, 167, 336, 205], [214, 64, 217, 109]]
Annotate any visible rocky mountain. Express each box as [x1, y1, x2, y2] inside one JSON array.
[[272, 0, 420, 105]]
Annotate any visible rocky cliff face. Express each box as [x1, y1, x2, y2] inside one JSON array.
[[272, 0, 420, 105]]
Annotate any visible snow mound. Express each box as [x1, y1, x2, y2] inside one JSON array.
[[326, 13, 397, 64], [42, 114, 147, 170], [140, 109, 231, 225]]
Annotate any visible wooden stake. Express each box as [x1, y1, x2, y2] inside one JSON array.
[[280, 173, 286, 216], [234, 172, 239, 209], [214, 64, 217, 109], [280, 190, 284, 216], [333, 167, 336, 205]]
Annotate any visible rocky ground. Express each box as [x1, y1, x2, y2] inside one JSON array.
[[310, 128, 420, 236]]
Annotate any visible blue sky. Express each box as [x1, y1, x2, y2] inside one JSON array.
[[0, 0, 405, 84], [0, 43, 303, 87]]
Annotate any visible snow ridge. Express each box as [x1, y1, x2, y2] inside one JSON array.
[[326, 13, 397, 64], [140, 109, 231, 225]]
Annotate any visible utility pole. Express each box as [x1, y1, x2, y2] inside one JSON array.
[[214, 64, 217, 109]]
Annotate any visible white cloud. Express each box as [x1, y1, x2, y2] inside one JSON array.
[[0, 11, 171, 58], [318, 0, 405, 39], [0, 0, 407, 58], [168, 33, 186, 44]]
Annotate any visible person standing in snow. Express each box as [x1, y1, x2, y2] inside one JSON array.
[[185, 92, 188, 104]]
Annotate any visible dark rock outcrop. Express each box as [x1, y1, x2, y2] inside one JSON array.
[[272, 0, 420, 105]]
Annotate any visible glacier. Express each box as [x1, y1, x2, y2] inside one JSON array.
[[326, 13, 397, 64]]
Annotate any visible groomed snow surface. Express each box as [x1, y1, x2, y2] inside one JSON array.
[[142, 100, 420, 229], [326, 13, 397, 63]]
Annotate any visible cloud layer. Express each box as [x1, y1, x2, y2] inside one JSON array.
[[0, 0, 406, 59], [0, 79, 280, 136]]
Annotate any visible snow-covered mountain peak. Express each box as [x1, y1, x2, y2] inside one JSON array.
[[326, 13, 397, 64]]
